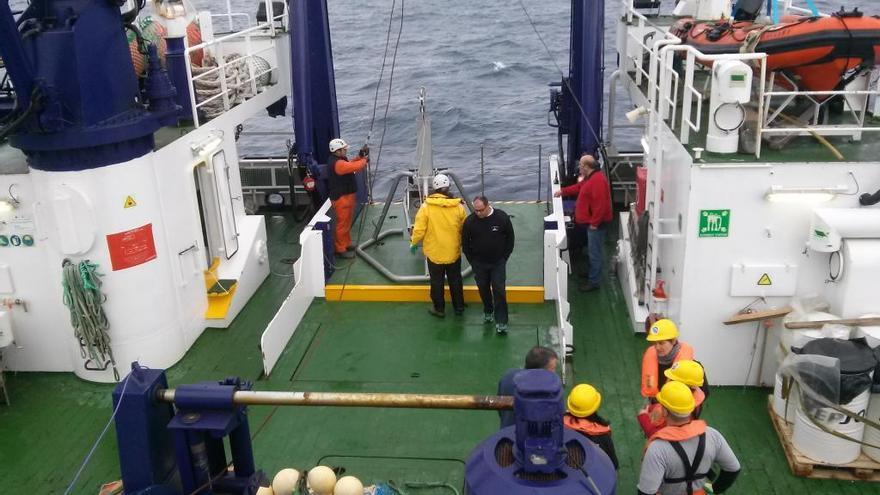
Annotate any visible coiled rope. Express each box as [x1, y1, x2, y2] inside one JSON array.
[[192, 53, 272, 120], [61, 259, 117, 380]]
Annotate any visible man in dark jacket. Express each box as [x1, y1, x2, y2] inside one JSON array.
[[497, 346, 558, 428], [553, 154, 612, 291], [462, 196, 515, 334]]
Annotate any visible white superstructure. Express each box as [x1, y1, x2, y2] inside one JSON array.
[[0, 2, 289, 382], [612, 0, 880, 385]]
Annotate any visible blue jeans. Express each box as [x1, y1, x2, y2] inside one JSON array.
[[586, 225, 606, 286]]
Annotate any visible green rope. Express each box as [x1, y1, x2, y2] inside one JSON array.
[[62, 260, 115, 375]]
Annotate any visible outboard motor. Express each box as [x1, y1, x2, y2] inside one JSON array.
[[464, 370, 617, 494]]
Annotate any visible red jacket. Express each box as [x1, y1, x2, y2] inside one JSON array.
[[559, 170, 612, 227]]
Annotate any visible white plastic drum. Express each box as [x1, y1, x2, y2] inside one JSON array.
[[792, 389, 870, 465], [855, 314, 880, 349], [864, 392, 880, 462], [772, 372, 798, 423]]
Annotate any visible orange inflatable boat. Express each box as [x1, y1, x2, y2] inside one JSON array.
[[670, 9, 880, 92]]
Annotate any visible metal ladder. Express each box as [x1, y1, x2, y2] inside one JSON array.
[[641, 44, 678, 308]]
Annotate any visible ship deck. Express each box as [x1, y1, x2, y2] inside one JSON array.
[[1, 208, 878, 493]]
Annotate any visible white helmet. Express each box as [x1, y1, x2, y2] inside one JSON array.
[[329, 138, 348, 153], [432, 173, 451, 190]]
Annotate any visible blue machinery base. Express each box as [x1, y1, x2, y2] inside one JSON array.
[[112, 365, 616, 495]]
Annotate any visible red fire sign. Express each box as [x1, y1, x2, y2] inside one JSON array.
[[106, 224, 157, 271]]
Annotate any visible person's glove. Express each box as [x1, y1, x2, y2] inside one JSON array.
[[358, 144, 370, 157], [409, 244, 418, 255]]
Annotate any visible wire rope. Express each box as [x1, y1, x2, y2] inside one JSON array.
[[516, 0, 608, 167], [367, 0, 405, 197], [63, 374, 132, 495]]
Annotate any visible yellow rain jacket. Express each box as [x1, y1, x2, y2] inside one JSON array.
[[410, 193, 467, 264]]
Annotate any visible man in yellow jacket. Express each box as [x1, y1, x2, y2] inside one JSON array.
[[410, 174, 467, 317]]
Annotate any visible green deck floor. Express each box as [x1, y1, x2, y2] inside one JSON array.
[[1, 213, 879, 493], [328, 202, 546, 286]]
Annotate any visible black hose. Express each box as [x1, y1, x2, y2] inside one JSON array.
[[860, 188, 880, 206]]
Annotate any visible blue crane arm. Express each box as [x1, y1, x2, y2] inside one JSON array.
[[289, 0, 340, 201], [0, 1, 35, 111]]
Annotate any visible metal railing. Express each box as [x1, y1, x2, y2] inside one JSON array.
[[184, 0, 288, 127], [619, 0, 880, 160]]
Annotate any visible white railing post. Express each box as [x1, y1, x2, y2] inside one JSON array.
[[679, 51, 696, 144], [756, 60, 767, 159]]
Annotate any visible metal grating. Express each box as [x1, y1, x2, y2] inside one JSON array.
[[240, 168, 274, 187]]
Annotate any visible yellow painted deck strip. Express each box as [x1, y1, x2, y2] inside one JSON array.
[[324, 284, 545, 303]]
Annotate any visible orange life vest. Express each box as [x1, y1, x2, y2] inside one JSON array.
[[564, 414, 611, 436], [644, 420, 709, 495], [641, 342, 694, 398]]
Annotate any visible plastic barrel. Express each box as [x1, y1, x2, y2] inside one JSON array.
[[792, 389, 870, 465], [772, 372, 798, 422], [863, 393, 880, 462]]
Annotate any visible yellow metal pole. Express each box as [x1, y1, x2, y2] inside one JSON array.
[[157, 389, 514, 410]]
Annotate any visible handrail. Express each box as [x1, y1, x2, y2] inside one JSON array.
[[183, 2, 288, 127]]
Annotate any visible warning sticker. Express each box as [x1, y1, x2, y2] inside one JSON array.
[[757, 273, 772, 286], [106, 224, 157, 271], [124, 196, 137, 209]]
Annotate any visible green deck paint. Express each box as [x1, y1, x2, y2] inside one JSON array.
[[1, 210, 877, 493]]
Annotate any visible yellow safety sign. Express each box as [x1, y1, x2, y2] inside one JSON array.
[[757, 273, 772, 286], [124, 196, 137, 209]]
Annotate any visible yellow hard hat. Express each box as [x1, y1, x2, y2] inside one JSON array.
[[664, 360, 704, 387], [656, 381, 696, 416], [567, 384, 602, 418], [646, 318, 679, 342]]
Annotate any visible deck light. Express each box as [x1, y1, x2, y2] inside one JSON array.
[[765, 185, 847, 204]]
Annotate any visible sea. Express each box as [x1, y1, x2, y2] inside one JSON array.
[[9, 0, 873, 199]]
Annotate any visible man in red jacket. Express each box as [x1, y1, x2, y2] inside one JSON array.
[[554, 154, 612, 291]]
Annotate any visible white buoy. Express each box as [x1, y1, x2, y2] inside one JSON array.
[[863, 392, 880, 462], [256, 486, 275, 495], [855, 314, 880, 348], [792, 389, 871, 465], [272, 468, 301, 495], [307, 466, 337, 495], [334, 476, 364, 495]]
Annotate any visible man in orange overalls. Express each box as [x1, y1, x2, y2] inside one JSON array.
[[328, 138, 368, 259]]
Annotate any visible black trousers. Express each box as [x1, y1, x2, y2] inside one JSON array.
[[472, 259, 508, 324], [427, 258, 464, 313]]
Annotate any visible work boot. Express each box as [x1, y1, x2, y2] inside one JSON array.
[[495, 323, 508, 335], [483, 313, 494, 324], [578, 282, 598, 292], [454, 307, 465, 316], [428, 308, 445, 318], [336, 251, 355, 259]]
